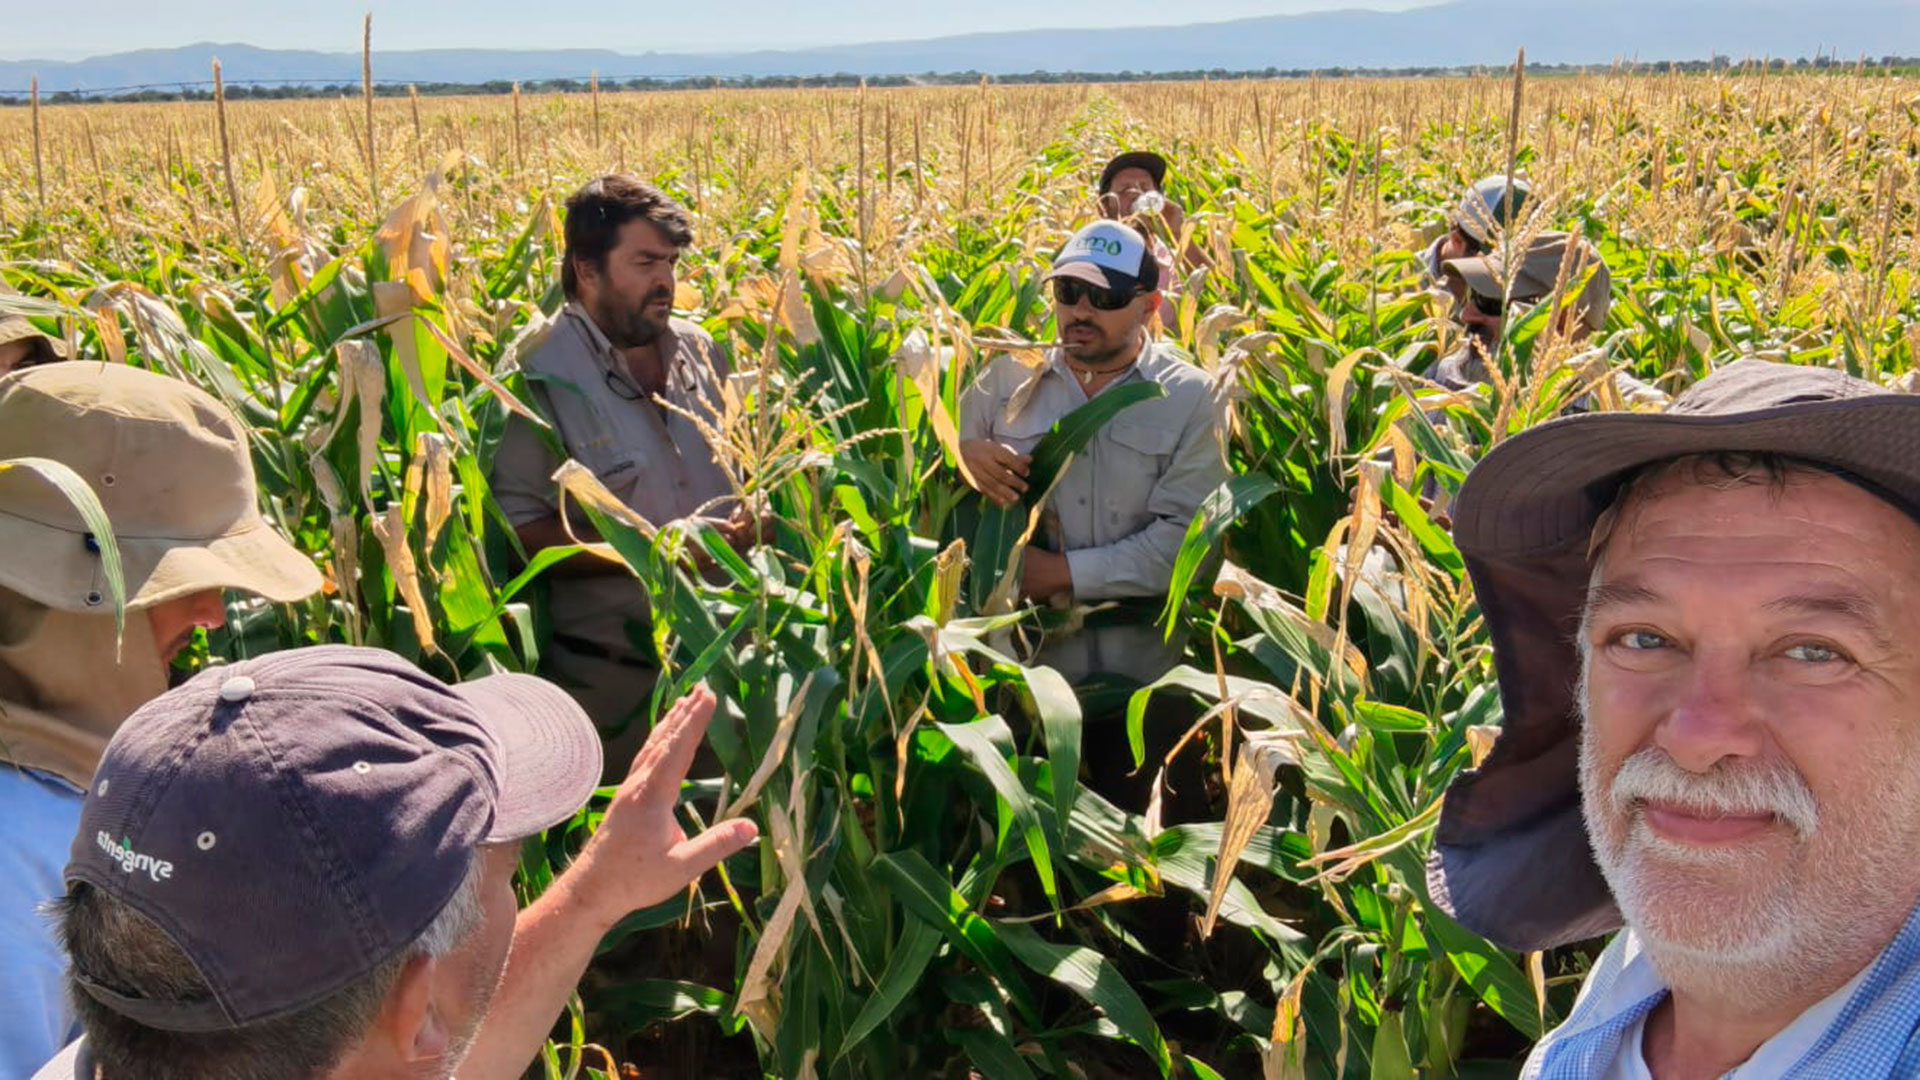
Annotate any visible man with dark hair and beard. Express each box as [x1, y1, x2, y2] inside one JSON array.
[[492, 175, 751, 772], [1429, 360, 1920, 1076], [958, 220, 1226, 818]]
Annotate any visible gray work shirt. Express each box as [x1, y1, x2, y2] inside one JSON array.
[[491, 303, 735, 662], [960, 340, 1226, 683]]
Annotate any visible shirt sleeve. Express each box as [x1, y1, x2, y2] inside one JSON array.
[[0, 772, 83, 1076], [489, 400, 563, 527], [959, 362, 998, 442], [1064, 387, 1228, 602]]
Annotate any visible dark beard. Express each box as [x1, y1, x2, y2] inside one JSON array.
[[1061, 323, 1126, 367], [595, 289, 672, 349]]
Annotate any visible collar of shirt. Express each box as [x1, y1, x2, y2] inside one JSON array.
[[562, 301, 688, 398], [1044, 336, 1166, 394], [1527, 900, 1920, 1079]]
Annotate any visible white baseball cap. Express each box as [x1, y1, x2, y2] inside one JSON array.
[[1045, 221, 1159, 292]]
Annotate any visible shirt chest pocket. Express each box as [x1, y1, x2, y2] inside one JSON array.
[[1104, 418, 1180, 473], [553, 395, 638, 487]]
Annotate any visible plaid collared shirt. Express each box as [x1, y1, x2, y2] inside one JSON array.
[[1526, 902, 1920, 1078]]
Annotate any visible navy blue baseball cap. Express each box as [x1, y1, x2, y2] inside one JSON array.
[[62, 645, 602, 1032]]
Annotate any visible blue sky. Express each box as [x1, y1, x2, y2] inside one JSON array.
[[6, 1, 1436, 59]]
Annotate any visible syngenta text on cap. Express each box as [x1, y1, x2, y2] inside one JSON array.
[[97, 830, 174, 883]]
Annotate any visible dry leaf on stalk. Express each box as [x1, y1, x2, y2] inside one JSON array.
[[1263, 965, 1312, 1080], [328, 340, 388, 502], [1202, 734, 1296, 939], [716, 671, 815, 822], [553, 460, 657, 542], [734, 776, 819, 1042], [894, 329, 968, 483], [369, 503, 437, 654], [406, 432, 454, 555]]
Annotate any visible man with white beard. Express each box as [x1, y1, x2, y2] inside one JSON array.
[[1427, 358, 1920, 1077]]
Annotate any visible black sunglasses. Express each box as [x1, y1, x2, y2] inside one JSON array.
[[1052, 278, 1143, 311], [1467, 289, 1545, 319]]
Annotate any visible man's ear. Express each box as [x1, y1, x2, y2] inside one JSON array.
[[379, 952, 452, 1062]]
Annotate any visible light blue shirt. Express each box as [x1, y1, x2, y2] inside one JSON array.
[[1526, 902, 1920, 1078], [0, 767, 83, 1080]]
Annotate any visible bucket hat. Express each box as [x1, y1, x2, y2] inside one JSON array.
[[1443, 232, 1612, 332], [1428, 359, 1920, 950], [0, 363, 321, 613]]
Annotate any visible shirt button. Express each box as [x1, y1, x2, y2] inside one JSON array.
[[219, 676, 256, 703]]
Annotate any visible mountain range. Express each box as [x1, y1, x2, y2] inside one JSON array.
[[5, 0, 1918, 95]]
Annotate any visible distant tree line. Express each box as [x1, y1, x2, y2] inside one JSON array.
[[5, 54, 1918, 105]]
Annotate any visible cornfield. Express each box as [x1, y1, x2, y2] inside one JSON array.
[[4, 64, 1919, 1078]]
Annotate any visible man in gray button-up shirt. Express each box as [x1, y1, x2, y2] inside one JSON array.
[[959, 220, 1227, 687], [491, 177, 748, 771]]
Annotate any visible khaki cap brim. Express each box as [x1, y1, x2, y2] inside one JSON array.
[[1441, 257, 1503, 299], [0, 318, 70, 357], [0, 509, 322, 612]]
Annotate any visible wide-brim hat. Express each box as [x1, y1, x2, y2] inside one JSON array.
[[1098, 150, 1169, 194], [1442, 232, 1612, 332], [1428, 359, 1920, 951], [0, 363, 321, 613], [0, 314, 69, 362]]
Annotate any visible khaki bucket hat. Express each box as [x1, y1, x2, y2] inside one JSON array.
[[1427, 359, 1920, 951], [0, 314, 70, 371], [0, 363, 322, 613], [1443, 232, 1612, 332]]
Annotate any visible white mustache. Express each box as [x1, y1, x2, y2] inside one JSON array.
[[1610, 749, 1819, 840]]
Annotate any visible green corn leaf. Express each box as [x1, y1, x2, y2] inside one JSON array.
[[1421, 903, 1545, 1042], [970, 381, 1166, 611], [938, 716, 1059, 912], [871, 850, 1040, 1025], [1159, 473, 1282, 633], [839, 918, 944, 1059], [1017, 663, 1082, 850], [996, 922, 1171, 1076], [952, 1026, 1039, 1080]]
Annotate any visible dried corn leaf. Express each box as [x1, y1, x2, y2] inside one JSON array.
[[330, 340, 387, 502], [716, 671, 815, 822], [1465, 724, 1501, 769], [1263, 966, 1312, 1080], [93, 309, 126, 367], [369, 503, 436, 654], [410, 432, 454, 554], [734, 788, 816, 1041], [1338, 470, 1383, 615], [1213, 561, 1368, 685], [894, 329, 967, 483], [1201, 736, 1290, 939], [553, 460, 657, 541], [1299, 797, 1442, 885]]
